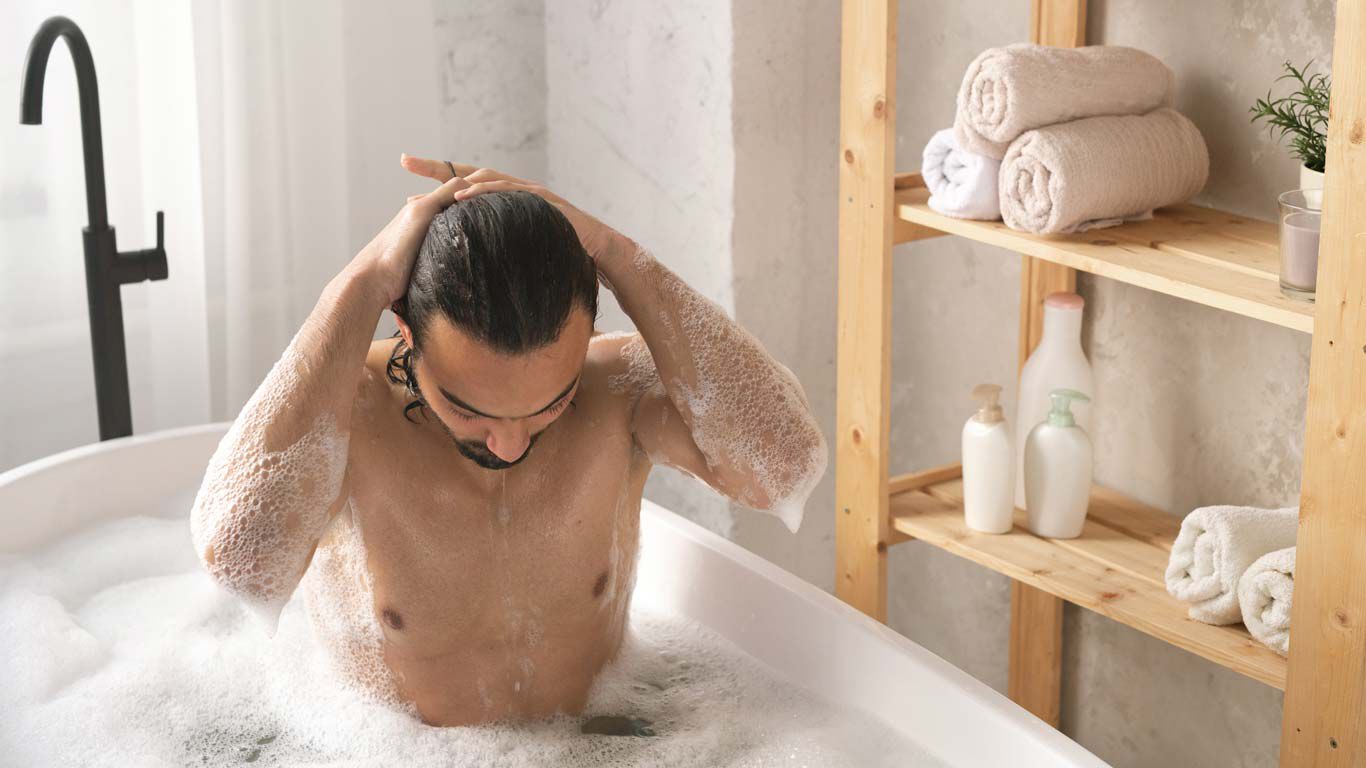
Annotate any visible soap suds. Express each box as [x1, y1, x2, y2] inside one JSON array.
[[190, 340, 350, 633], [605, 333, 663, 399], [620, 251, 829, 533], [301, 501, 401, 708], [0, 511, 941, 767]]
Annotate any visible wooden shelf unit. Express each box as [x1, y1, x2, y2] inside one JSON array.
[[888, 464, 1286, 690], [895, 179, 1314, 334], [835, 0, 1366, 763]]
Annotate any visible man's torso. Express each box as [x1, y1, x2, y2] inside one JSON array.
[[304, 334, 649, 726]]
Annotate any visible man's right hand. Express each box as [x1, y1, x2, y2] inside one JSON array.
[[349, 167, 471, 307]]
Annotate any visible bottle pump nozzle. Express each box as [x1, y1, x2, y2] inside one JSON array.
[[1047, 388, 1090, 427], [970, 383, 1005, 424]]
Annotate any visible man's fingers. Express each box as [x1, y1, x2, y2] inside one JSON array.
[[400, 154, 540, 188], [453, 180, 533, 200], [446, 161, 482, 178], [464, 168, 533, 185], [418, 174, 474, 212], [399, 153, 455, 182]]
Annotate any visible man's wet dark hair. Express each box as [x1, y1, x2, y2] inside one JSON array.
[[386, 190, 599, 421]]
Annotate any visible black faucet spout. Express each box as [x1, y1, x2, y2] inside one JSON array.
[[19, 16, 170, 442], [21, 15, 108, 231]]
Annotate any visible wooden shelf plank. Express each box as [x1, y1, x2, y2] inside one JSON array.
[[889, 471, 1288, 689], [895, 184, 1313, 334]]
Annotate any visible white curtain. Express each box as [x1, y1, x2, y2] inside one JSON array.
[[0, 0, 442, 471]]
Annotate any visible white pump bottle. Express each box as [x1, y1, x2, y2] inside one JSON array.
[[1024, 388, 1093, 539], [961, 384, 1014, 534]]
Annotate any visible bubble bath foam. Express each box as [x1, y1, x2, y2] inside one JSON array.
[[0, 509, 944, 768]]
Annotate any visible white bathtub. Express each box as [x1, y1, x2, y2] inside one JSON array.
[[0, 424, 1106, 767]]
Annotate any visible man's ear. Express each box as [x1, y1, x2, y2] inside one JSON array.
[[395, 314, 415, 349]]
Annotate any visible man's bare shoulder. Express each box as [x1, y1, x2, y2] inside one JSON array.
[[582, 331, 660, 403], [365, 336, 402, 377], [354, 336, 406, 418]]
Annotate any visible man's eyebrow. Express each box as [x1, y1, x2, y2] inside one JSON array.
[[438, 376, 580, 420]]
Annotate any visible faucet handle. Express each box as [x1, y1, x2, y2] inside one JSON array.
[[144, 210, 168, 281], [117, 210, 169, 283]]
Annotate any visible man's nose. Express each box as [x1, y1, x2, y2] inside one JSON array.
[[486, 424, 530, 463]]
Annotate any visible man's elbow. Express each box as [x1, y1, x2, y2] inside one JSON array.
[[190, 505, 294, 611], [738, 423, 829, 514]]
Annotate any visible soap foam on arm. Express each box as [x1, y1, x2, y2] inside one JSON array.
[[606, 247, 828, 533], [190, 269, 386, 632]]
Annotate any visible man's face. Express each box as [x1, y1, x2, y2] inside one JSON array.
[[400, 309, 594, 470]]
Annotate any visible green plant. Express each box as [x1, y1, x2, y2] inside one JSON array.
[[1250, 60, 1330, 173]]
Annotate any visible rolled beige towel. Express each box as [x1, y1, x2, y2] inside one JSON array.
[[955, 43, 1175, 159], [1238, 547, 1295, 656], [999, 108, 1209, 235]]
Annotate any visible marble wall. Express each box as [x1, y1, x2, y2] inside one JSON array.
[[434, 0, 547, 180], [544, 0, 739, 535]]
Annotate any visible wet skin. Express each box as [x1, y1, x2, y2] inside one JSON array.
[[307, 320, 656, 726]]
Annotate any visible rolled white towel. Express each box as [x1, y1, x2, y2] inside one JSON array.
[[1164, 505, 1298, 625], [921, 128, 1001, 220], [998, 108, 1209, 235], [954, 43, 1175, 159], [1238, 547, 1295, 656]]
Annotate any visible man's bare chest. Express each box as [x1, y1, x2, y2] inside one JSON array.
[[339, 418, 648, 651]]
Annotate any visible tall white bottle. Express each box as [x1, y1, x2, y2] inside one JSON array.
[[1024, 389, 1093, 539], [1015, 292, 1094, 510], [961, 384, 1014, 534]]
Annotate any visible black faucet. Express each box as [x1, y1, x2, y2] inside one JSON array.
[[20, 16, 168, 442]]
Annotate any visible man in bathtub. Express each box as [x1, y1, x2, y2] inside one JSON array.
[[189, 155, 826, 727]]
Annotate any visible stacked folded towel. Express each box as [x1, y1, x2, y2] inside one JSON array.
[[999, 108, 1208, 234], [954, 43, 1175, 159], [921, 128, 1001, 220], [1238, 547, 1295, 656], [1164, 505, 1298, 626], [922, 43, 1208, 232]]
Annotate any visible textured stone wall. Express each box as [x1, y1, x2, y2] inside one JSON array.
[[543, 0, 738, 535]]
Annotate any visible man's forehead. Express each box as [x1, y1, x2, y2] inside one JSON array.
[[417, 311, 592, 415], [438, 374, 580, 420]]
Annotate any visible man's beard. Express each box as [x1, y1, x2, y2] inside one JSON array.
[[452, 432, 541, 470], [412, 389, 543, 470]]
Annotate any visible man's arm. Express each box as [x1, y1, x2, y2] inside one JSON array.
[[190, 174, 467, 630], [599, 240, 828, 533]]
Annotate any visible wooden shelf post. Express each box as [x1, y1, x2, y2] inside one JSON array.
[[835, 0, 897, 620], [1280, 0, 1366, 762], [1006, 0, 1086, 730]]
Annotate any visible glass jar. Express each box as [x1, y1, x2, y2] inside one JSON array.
[[1278, 190, 1321, 301]]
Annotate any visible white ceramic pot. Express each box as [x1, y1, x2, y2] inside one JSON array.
[[1301, 164, 1325, 209]]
